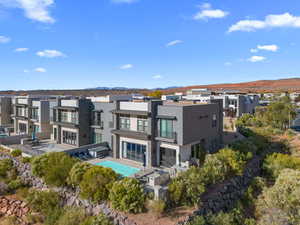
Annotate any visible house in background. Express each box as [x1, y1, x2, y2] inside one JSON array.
[[51, 97, 92, 147], [12, 96, 54, 138]]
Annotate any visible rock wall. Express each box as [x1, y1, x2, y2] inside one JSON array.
[[0, 197, 30, 225], [178, 156, 262, 225], [0, 152, 138, 225]]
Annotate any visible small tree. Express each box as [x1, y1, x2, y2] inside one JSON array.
[[109, 178, 145, 213], [68, 162, 92, 186], [80, 166, 119, 203], [31, 152, 78, 187], [148, 90, 163, 99]]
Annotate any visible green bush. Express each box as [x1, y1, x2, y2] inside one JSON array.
[[242, 177, 266, 208], [263, 153, 300, 179], [0, 158, 14, 178], [21, 156, 31, 164], [26, 189, 63, 225], [11, 149, 22, 157], [68, 162, 92, 186], [55, 207, 86, 225], [7, 177, 24, 192], [80, 166, 119, 203], [31, 152, 78, 187], [256, 169, 300, 224], [109, 178, 145, 213]]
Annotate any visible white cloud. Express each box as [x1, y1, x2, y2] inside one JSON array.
[[257, 44, 279, 52], [224, 62, 232, 66], [34, 67, 46, 73], [111, 0, 138, 3], [166, 40, 183, 47], [120, 64, 133, 70], [0, 35, 10, 43], [250, 44, 279, 53], [0, 0, 55, 23], [15, 47, 29, 52], [37, 49, 66, 58], [248, 56, 266, 62], [229, 13, 300, 32], [194, 3, 229, 20], [152, 74, 162, 79], [23, 69, 30, 73]]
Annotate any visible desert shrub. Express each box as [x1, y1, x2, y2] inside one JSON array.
[[11, 149, 22, 157], [55, 207, 87, 225], [0, 158, 14, 177], [147, 199, 166, 218], [80, 166, 119, 203], [255, 169, 300, 225], [109, 178, 145, 213], [80, 213, 113, 225], [16, 187, 30, 199], [263, 153, 300, 179], [68, 162, 92, 186], [7, 177, 24, 191], [21, 156, 31, 164], [0, 216, 19, 225], [26, 189, 62, 225], [31, 152, 78, 187]]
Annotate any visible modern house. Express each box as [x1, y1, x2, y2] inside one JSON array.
[[0, 96, 12, 127], [12, 96, 53, 137], [110, 100, 223, 168]]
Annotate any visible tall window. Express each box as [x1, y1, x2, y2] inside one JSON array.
[[212, 114, 217, 127], [93, 132, 102, 144], [62, 131, 77, 145], [120, 116, 130, 130], [93, 111, 102, 126], [31, 108, 39, 120], [19, 123, 27, 133], [160, 119, 174, 139], [137, 119, 148, 132], [122, 141, 146, 163]]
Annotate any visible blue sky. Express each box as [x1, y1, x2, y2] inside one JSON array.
[[1, 0, 300, 90]]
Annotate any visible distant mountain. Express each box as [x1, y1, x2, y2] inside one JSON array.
[[1, 78, 300, 96]]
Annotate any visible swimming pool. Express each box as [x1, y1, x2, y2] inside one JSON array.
[[95, 161, 140, 177]]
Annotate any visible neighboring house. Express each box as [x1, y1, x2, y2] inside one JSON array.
[[12, 96, 53, 137], [0, 96, 12, 127], [51, 98, 92, 147]]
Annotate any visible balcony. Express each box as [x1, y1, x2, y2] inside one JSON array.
[[155, 130, 177, 143]]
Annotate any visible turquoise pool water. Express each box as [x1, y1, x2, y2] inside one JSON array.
[[95, 161, 140, 177]]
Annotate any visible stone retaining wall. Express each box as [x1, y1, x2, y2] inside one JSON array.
[[0, 152, 138, 225], [177, 154, 266, 224]]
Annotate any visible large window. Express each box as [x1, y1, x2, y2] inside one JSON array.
[[17, 107, 27, 117], [31, 108, 39, 121], [160, 119, 174, 139], [62, 131, 77, 145], [93, 132, 103, 144], [120, 116, 130, 130], [59, 110, 78, 124], [137, 119, 148, 132], [122, 141, 146, 163]]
